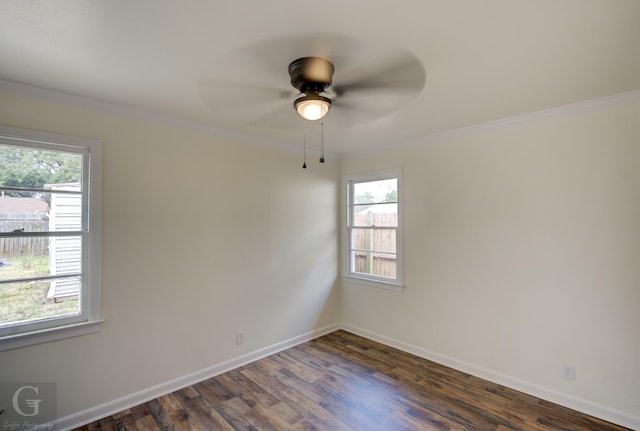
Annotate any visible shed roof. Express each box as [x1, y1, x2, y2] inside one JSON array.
[[0, 196, 49, 215]]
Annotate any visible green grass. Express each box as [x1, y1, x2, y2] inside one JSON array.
[[0, 255, 79, 325]]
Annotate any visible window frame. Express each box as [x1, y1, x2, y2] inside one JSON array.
[[0, 125, 102, 351], [343, 168, 404, 291]]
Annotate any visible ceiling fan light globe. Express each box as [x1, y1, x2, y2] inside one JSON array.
[[294, 94, 331, 121], [297, 100, 329, 120]]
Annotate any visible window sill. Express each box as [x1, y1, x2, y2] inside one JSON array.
[[342, 275, 405, 292], [0, 319, 103, 352]]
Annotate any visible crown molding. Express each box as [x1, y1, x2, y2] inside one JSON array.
[[346, 89, 640, 158]]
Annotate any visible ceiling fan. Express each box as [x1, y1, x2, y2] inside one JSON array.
[[199, 34, 426, 131], [288, 56, 334, 121]]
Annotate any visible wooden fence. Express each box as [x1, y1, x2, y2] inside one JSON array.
[[353, 253, 397, 278], [353, 212, 397, 278], [0, 220, 49, 258]]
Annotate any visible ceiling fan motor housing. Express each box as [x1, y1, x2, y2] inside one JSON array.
[[288, 57, 334, 93]]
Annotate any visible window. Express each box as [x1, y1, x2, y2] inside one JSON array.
[[344, 169, 403, 290], [0, 126, 102, 351]]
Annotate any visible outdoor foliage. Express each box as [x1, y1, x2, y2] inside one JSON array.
[[0, 144, 81, 195]]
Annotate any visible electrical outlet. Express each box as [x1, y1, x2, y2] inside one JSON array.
[[562, 364, 575, 380], [236, 331, 245, 345]]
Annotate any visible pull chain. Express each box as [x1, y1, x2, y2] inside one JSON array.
[[319, 121, 325, 163], [302, 119, 307, 169]]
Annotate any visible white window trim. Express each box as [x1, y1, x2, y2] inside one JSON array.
[[342, 168, 404, 291], [0, 125, 103, 351]]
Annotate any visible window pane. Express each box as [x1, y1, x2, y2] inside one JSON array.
[[0, 191, 82, 232], [0, 277, 81, 326], [48, 188, 82, 231], [352, 203, 397, 227], [0, 251, 50, 282], [0, 144, 82, 191], [49, 236, 83, 277], [353, 178, 397, 205], [0, 193, 49, 232], [0, 236, 82, 281], [351, 228, 396, 253], [351, 251, 397, 278], [0, 232, 50, 271]]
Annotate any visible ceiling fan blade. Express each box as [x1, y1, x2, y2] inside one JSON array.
[[329, 86, 421, 126], [235, 33, 365, 76], [333, 50, 426, 96], [328, 101, 377, 127], [249, 103, 300, 130], [199, 82, 293, 111], [322, 50, 425, 126], [199, 85, 296, 128]]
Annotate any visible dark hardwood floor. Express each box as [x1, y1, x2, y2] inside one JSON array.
[[73, 330, 630, 430]]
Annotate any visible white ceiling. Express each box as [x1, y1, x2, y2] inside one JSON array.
[[1, 1, 639, 154]]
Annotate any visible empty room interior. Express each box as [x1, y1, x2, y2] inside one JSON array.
[[0, 1, 639, 430]]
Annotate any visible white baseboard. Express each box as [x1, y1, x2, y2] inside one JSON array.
[[55, 323, 340, 431], [340, 323, 640, 431], [55, 322, 638, 431]]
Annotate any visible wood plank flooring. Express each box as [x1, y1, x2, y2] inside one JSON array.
[[73, 330, 630, 430]]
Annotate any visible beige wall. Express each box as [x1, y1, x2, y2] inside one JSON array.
[[0, 91, 340, 416], [340, 99, 640, 421]]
